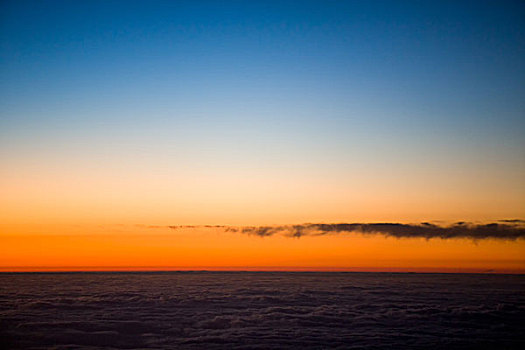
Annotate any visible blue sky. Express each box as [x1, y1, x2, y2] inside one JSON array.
[[1, 0, 524, 223]]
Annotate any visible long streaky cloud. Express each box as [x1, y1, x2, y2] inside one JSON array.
[[158, 221, 525, 240]]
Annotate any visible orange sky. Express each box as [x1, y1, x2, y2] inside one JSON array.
[[1, 0, 525, 274], [1, 224, 524, 273], [1, 160, 524, 273]]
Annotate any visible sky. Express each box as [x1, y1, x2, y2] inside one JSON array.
[[1, 0, 524, 272]]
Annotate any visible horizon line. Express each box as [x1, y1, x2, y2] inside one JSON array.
[[1, 266, 524, 274]]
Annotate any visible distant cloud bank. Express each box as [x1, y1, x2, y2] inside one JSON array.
[[158, 220, 525, 240]]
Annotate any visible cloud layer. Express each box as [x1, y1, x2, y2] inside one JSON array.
[[163, 221, 525, 240], [1, 272, 524, 349]]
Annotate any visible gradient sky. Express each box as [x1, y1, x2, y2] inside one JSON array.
[[1, 0, 524, 271]]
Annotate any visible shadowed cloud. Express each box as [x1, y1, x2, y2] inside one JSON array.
[[2, 273, 525, 349], [158, 221, 525, 240]]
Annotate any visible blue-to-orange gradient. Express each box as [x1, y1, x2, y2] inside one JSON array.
[[1, 0, 524, 272]]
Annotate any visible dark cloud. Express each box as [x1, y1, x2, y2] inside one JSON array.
[[240, 222, 525, 240], [498, 219, 525, 223], [160, 221, 525, 240]]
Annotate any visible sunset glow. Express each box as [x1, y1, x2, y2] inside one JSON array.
[[1, 0, 524, 273]]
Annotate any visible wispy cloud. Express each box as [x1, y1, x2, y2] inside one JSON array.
[[153, 221, 525, 240]]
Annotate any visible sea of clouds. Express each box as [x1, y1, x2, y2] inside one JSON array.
[[1, 272, 524, 349]]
